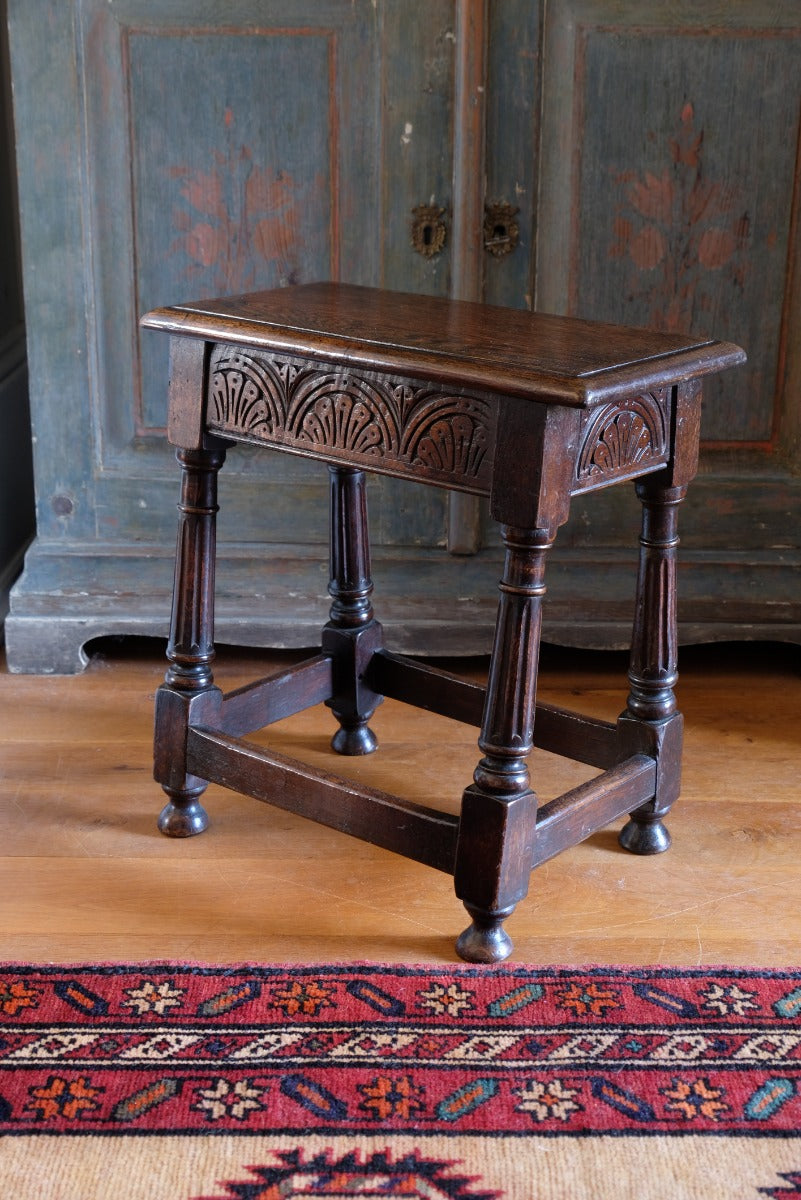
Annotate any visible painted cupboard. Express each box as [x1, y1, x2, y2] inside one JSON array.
[[6, 0, 799, 671]]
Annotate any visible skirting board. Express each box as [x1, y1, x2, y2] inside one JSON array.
[[5, 538, 800, 673]]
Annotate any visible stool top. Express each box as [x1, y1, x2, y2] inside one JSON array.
[[142, 282, 745, 408]]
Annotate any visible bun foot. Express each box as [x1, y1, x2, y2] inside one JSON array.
[[331, 722, 378, 756], [158, 785, 209, 838], [455, 904, 515, 964], [619, 815, 671, 855]]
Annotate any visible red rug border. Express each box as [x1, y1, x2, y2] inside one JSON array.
[[1, 961, 799, 1140]]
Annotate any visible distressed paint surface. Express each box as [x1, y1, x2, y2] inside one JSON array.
[[5, 0, 800, 670], [129, 29, 335, 431], [607, 102, 750, 334], [483, 0, 540, 311], [0, 4, 34, 612], [572, 26, 800, 443], [75, 0, 390, 544]]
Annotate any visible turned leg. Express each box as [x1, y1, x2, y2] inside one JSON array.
[[453, 526, 548, 963], [618, 478, 687, 855], [154, 444, 226, 837], [322, 466, 383, 756]]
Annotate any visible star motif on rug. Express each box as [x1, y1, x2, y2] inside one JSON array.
[[357, 1074, 426, 1120], [661, 1076, 730, 1121], [0, 979, 42, 1016], [514, 1077, 583, 1122], [418, 982, 475, 1016], [268, 979, 335, 1017], [122, 979, 185, 1016], [699, 982, 760, 1016], [191, 1077, 267, 1123], [555, 982, 622, 1017]]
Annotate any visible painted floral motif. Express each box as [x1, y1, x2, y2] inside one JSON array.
[[661, 1076, 730, 1121], [514, 1078, 582, 1122], [269, 980, 335, 1018], [192, 1077, 266, 1122], [610, 103, 750, 331], [0, 979, 42, 1016], [555, 982, 622, 1018], [122, 980, 185, 1016], [25, 1075, 103, 1121], [169, 110, 300, 293], [700, 982, 760, 1016], [357, 1075, 426, 1120], [418, 983, 475, 1018]]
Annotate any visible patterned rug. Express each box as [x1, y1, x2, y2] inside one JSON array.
[[0, 963, 800, 1198]]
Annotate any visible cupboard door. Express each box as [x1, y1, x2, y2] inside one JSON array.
[[6, 0, 476, 671], [534, 0, 801, 645]]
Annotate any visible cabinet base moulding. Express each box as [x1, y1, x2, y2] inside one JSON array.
[[5, 541, 800, 674]]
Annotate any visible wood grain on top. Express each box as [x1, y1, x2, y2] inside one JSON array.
[[141, 283, 745, 408]]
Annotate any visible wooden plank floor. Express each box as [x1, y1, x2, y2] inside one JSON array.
[[0, 637, 798, 966]]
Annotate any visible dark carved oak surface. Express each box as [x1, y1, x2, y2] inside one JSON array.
[[573, 389, 671, 495], [142, 282, 744, 409], [205, 345, 496, 496], [203, 347, 676, 498]]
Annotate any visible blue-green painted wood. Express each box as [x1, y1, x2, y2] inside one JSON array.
[[573, 27, 798, 444], [5, 0, 800, 670], [7, 0, 95, 548], [0, 0, 33, 623], [535, 0, 801, 623], [483, 0, 540, 311]]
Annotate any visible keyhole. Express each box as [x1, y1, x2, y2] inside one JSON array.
[[411, 204, 447, 257], [483, 201, 520, 257]]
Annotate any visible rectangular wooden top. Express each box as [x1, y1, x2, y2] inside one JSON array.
[[141, 282, 745, 408]]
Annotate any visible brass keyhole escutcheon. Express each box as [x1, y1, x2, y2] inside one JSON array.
[[411, 204, 447, 258], [483, 201, 520, 257]]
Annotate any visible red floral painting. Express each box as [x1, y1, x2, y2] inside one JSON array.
[[168, 112, 302, 293], [610, 103, 750, 332]]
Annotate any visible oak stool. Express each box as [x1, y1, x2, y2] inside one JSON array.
[[142, 284, 744, 963]]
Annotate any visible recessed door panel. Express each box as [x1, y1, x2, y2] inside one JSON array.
[[572, 27, 799, 445]]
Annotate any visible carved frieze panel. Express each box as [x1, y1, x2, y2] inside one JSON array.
[[205, 345, 496, 494], [573, 390, 670, 494]]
